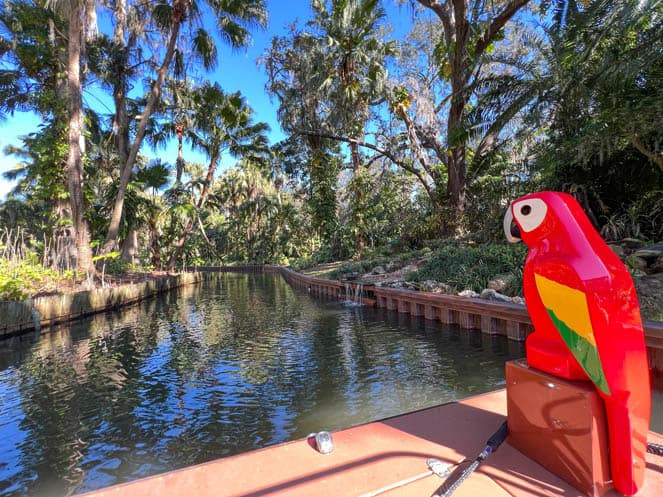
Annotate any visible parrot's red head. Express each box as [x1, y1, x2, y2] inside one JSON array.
[[503, 191, 595, 248]]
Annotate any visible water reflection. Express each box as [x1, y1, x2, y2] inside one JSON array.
[[0, 273, 532, 495]]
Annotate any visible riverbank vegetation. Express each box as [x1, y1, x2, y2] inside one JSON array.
[[0, 1, 661, 312]]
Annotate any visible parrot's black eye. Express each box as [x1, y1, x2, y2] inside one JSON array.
[[520, 205, 532, 216]]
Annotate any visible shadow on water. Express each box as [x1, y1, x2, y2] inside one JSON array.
[[0, 273, 658, 497]]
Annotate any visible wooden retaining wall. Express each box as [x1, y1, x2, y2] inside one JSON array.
[[0, 272, 202, 339], [191, 265, 274, 273], [264, 266, 663, 382]]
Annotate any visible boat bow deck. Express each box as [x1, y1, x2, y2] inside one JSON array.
[[82, 390, 663, 497]]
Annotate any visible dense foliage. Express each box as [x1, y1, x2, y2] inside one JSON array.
[[0, 0, 660, 289], [411, 241, 527, 295]]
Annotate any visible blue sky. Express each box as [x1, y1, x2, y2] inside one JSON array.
[[0, 0, 414, 199]]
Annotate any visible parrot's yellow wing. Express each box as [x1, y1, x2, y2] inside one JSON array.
[[534, 273, 611, 395]]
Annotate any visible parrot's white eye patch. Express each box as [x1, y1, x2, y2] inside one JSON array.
[[513, 198, 547, 232]]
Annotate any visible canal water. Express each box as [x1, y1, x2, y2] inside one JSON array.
[[0, 273, 655, 496]]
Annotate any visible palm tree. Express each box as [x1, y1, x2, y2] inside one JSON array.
[[44, 0, 96, 273], [3, 0, 94, 271], [67, 5, 95, 273], [109, 0, 131, 183], [211, 164, 294, 262], [264, 1, 394, 258], [147, 194, 170, 269], [102, 0, 268, 254], [542, 0, 662, 172], [311, 0, 394, 169], [310, 0, 395, 258], [264, 33, 340, 248], [0, 2, 66, 117], [166, 84, 269, 269], [115, 161, 170, 264], [149, 78, 199, 185], [216, 168, 250, 260]]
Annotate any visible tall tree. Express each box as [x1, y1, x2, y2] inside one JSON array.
[[539, 0, 663, 173], [111, 0, 130, 185], [166, 84, 269, 269], [264, 31, 340, 248], [1, 1, 95, 270], [310, 0, 394, 171], [265, 1, 395, 257], [42, 0, 96, 272], [309, 0, 396, 258], [64, 0, 94, 272], [148, 77, 198, 185], [0, 3, 70, 228], [411, 0, 530, 229], [0, 2, 66, 116], [522, 0, 663, 239], [102, 0, 268, 253]]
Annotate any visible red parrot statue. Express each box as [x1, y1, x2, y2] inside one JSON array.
[[504, 191, 651, 496]]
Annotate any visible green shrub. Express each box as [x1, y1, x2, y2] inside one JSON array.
[[289, 247, 337, 271], [0, 258, 71, 301], [411, 242, 527, 295], [599, 190, 663, 242], [0, 272, 30, 300]]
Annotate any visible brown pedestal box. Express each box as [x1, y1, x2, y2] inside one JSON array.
[[506, 359, 612, 497]]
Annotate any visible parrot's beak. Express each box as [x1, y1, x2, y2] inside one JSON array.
[[504, 205, 521, 243]]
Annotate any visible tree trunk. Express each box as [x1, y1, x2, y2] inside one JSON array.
[[66, 7, 94, 274], [349, 141, 365, 260], [102, 1, 185, 253], [176, 130, 185, 183], [416, 0, 529, 234], [112, 0, 129, 170], [306, 136, 337, 247], [120, 228, 138, 264], [167, 219, 194, 270], [48, 19, 69, 236], [350, 141, 361, 172], [447, 96, 467, 225], [53, 198, 75, 269], [445, 0, 468, 232], [85, 0, 98, 42], [166, 149, 219, 269], [149, 218, 161, 270], [49, 19, 68, 103]]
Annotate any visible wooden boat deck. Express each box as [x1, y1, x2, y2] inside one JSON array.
[[81, 389, 663, 497]]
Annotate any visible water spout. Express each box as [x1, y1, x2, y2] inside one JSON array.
[[342, 282, 363, 307], [355, 283, 363, 304]]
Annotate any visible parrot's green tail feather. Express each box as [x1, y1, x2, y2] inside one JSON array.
[[547, 309, 612, 395]]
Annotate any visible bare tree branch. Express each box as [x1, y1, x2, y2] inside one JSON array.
[[295, 128, 437, 203], [475, 0, 530, 61], [417, 0, 454, 47], [630, 133, 663, 173], [397, 107, 437, 174], [433, 93, 452, 115], [416, 125, 448, 171]]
